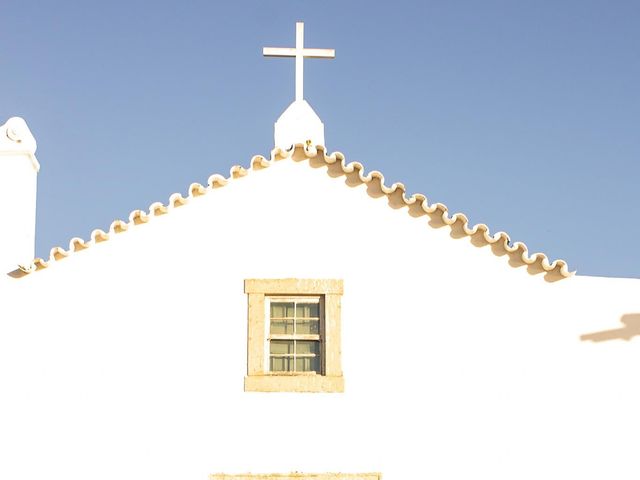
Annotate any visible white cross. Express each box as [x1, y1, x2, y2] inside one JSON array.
[[263, 22, 335, 102]]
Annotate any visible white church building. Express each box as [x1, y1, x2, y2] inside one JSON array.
[[1, 23, 640, 480]]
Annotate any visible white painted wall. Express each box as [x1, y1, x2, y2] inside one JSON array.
[[1, 154, 639, 480]]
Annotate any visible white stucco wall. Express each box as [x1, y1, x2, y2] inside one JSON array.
[[1, 153, 639, 480]]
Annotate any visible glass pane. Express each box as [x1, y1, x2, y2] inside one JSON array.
[[295, 356, 320, 373], [270, 302, 294, 318], [270, 319, 294, 334], [296, 340, 320, 355], [270, 340, 294, 354], [296, 302, 319, 318], [270, 356, 293, 372], [296, 318, 319, 335]]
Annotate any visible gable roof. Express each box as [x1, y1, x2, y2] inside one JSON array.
[[18, 145, 572, 279]]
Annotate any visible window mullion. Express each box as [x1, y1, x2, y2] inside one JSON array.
[[292, 299, 296, 372]]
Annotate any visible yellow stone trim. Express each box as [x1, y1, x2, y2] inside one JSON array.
[[210, 474, 381, 480], [244, 278, 343, 295], [324, 293, 342, 377], [246, 293, 266, 375], [244, 374, 344, 393], [244, 278, 344, 393]]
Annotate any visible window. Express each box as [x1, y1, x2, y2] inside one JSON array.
[[244, 278, 344, 393], [268, 296, 322, 373]]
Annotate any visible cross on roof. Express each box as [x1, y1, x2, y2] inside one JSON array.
[[263, 22, 335, 102]]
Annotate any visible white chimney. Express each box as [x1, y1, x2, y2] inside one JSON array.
[[0, 117, 39, 274]]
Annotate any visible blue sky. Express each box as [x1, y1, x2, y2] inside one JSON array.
[[1, 0, 638, 277]]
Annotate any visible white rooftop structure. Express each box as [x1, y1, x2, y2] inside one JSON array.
[[0, 117, 39, 274]]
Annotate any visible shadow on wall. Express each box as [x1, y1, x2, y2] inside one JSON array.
[[581, 314, 640, 342]]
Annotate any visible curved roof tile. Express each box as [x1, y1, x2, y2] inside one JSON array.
[[21, 145, 572, 279]]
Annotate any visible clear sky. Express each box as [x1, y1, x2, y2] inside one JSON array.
[[1, 0, 638, 277]]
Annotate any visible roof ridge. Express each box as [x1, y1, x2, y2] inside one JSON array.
[[18, 144, 572, 279]]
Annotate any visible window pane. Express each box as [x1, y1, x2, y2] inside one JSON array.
[[270, 319, 294, 334], [270, 340, 294, 354], [270, 356, 293, 372], [270, 302, 294, 318], [295, 356, 320, 373], [296, 340, 320, 355], [296, 302, 319, 318], [296, 318, 319, 335]]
